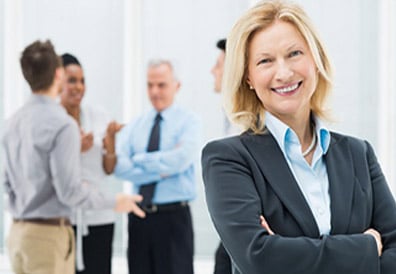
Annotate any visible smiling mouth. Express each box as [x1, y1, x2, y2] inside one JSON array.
[[271, 81, 302, 94]]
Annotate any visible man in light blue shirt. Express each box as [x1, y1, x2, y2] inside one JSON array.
[[115, 59, 201, 274]]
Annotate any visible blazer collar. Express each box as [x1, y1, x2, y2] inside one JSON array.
[[240, 131, 355, 237], [241, 131, 320, 237], [324, 133, 355, 234]]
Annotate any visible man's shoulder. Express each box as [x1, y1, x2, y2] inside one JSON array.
[[31, 101, 78, 134], [170, 105, 201, 124], [173, 105, 198, 115], [3, 102, 78, 148], [45, 103, 77, 130]]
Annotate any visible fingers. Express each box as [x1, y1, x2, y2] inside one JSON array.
[[107, 121, 123, 135], [114, 194, 146, 218], [131, 203, 146, 218], [116, 123, 124, 131], [128, 195, 145, 218], [132, 194, 143, 203], [81, 132, 93, 143], [81, 132, 94, 152], [364, 228, 382, 256], [260, 215, 275, 235]]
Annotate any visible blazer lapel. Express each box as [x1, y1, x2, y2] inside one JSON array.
[[325, 133, 355, 234], [241, 132, 320, 238]]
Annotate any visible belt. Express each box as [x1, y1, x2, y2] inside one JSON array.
[[14, 217, 71, 226], [141, 201, 188, 214]]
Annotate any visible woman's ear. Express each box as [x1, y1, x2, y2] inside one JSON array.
[[246, 77, 254, 90]]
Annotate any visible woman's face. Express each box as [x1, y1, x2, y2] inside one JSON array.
[[247, 20, 318, 123], [61, 64, 85, 108]]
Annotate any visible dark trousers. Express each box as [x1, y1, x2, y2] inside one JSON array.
[[214, 242, 232, 274], [127, 205, 194, 274], [73, 223, 114, 274]]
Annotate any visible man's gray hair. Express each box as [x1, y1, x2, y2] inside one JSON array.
[[147, 59, 178, 81]]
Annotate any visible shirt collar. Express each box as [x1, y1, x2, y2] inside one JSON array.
[[265, 111, 331, 155], [28, 93, 57, 105], [149, 103, 177, 122], [313, 115, 331, 154]]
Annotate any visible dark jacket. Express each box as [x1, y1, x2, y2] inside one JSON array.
[[202, 131, 396, 274]]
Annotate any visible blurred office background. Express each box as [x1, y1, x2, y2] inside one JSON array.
[[0, 0, 395, 273]]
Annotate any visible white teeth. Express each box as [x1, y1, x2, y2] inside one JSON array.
[[274, 83, 299, 93]]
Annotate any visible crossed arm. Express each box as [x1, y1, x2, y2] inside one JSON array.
[[202, 140, 396, 274], [115, 116, 201, 185]]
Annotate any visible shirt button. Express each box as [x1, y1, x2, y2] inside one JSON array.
[[318, 207, 324, 215]]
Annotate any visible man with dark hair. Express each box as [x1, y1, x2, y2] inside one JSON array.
[[211, 39, 226, 94], [20, 40, 63, 91], [2, 40, 145, 274], [211, 39, 233, 274]]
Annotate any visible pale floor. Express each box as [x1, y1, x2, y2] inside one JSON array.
[[0, 253, 214, 274]]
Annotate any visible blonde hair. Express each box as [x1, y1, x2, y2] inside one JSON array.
[[223, 0, 333, 134]]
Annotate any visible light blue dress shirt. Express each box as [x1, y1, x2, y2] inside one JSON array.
[[265, 112, 332, 235], [115, 104, 201, 204]]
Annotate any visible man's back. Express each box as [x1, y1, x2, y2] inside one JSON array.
[[3, 94, 79, 219], [3, 39, 146, 274]]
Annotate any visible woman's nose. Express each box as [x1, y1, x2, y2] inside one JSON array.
[[275, 61, 294, 81]]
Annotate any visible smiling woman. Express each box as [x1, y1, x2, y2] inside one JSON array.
[[246, 20, 319, 132], [202, 1, 396, 274]]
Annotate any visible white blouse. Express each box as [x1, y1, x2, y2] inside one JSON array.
[[72, 105, 117, 271]]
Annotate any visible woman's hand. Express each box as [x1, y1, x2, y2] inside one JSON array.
[[103, 121, 123, 153], [260, 215, 275, 235], [80, 129, 94, 152], [102, 121, 123, 174], [364, 228, 383, 256]]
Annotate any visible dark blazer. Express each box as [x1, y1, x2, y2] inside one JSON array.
[[202, 131, 396, 274]]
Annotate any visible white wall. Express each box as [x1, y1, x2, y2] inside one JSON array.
[[22, 0, 125, 120], [377, 0, 396, 195]]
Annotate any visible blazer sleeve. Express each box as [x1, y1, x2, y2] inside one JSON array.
[[202, 139, 380, 274], [365, 141, 396, 274]]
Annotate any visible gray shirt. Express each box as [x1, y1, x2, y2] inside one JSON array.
[[2, 94, 115, 219]]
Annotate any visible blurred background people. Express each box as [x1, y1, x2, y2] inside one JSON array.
[[211, 39, 240, 137], [60, 53, 123, 274], [211, 39, 226, 95], [210, 38, 232, 274], [115, 59, 201, 274], [2, 40, 144, 274]]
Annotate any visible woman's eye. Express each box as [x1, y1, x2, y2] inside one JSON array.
[[289, 50, 303, 57], [258, 58, 272, 65]]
